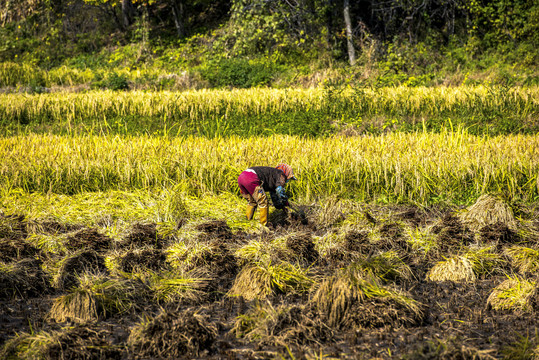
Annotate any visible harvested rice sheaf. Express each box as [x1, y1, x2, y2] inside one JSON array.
[[49, 273, 148, 323], [0, 213, 27, 240], [64, 228, 113, 252], [505, 246, 539, 274], [232, 300, 333, 346], [0, 214, 38, 262], [118, 248, 168, 273], [460, 194, 516, 231], [285, 233, 319, 265], [310, 265, 423, 329], [427, 247, 504, 283], [0, 323, 125, 360], [128, 309, 217, 358], [427, 256, 476, 283], [195, 220, 233, 240], [228, 261, 313, 301], [487, 276, 538, 313]]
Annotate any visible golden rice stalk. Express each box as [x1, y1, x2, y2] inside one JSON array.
[[49, 289, 99, 323], [427, 256, 476, 282], [149, 270, 208, 303], [310, 273, 365, 328], [49, 273, 142, 322], [487, 276, 537, 312], [460, 194, 516, 231], [310, 265, 421, 328], [463, 246, 504, 277], [505, 246, 539, 274], [228, 261, 313, 301]]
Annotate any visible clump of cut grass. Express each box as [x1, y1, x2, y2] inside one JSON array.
[[228, 261, 314, 301], [460, 194, 516, 231], [0, 259, 51, 299], [313, 196, 347, 228], [232, 300, 332, 346], [128, 308, 217, 358], [166, 240, 212, 270], [487, 276, 537, 313], [149, 270, 208, 303], [357, 251, 414, 282], [310, 265, 422, 329], [406, 227, 438, 255], [426, 256, 476, 282], [427, 247, 504, 282], [464, 246, 505, 277], [505, 246, 539, 274], [0, 323, 124, 360], [49, 273, 146, 323], [53, 250, 108, 290]]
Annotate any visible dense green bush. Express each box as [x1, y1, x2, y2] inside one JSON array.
[[198, 58, 281, 88]]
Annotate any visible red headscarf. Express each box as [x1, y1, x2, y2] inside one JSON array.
[[276, 163, 296, 180]]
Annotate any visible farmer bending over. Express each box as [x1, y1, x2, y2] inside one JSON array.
[[238, 164, 296, 226]]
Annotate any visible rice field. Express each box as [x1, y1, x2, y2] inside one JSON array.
[[1, 86, 539, 359], [1, 85, 538, 136]]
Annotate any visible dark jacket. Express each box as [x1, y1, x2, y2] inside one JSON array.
[[249, 166, 289, 209], [249, 166, 286, 192]]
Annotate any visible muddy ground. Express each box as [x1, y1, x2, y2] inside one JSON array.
[[0, 203, 538, 359]]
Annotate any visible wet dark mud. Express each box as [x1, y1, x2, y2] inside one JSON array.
[[196, 220, 234, 241], [285, 233, 319, 266], [479, 221, 522, 248], [118, 248, 169, 273], [65, 228, 114, 252], [120, 222, 166, 249]]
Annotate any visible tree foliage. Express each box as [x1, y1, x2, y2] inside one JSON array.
[[0, 0, 537, 67]]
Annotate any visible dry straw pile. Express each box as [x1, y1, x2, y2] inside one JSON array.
[[460, 194, 516, 231], [487, 276, 537, 313]]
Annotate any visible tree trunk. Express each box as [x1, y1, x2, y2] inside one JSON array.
[[171, 0, 185, 38], [343, 0, 356, 65], [122, 0, 134, 28]]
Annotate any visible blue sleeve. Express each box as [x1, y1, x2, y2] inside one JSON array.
[[276, 186, 288, 201]]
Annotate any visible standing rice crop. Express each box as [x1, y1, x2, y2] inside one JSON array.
[[0, 131, 537, 204]]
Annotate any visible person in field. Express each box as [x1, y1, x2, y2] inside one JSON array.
[[237, 164, 296, 226]]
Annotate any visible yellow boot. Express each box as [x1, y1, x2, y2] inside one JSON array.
[[246, 205, 256, 220], [259, 206, 268, 226]]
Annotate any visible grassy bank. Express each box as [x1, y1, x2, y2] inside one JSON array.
[[1, 86, 537, 137], [1, 132, 537, 204]]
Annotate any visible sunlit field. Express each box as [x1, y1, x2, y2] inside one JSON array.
[[2, 86, 539, 359]]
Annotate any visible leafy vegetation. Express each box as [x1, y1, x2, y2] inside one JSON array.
[[0, 0, 537, 89], [0, 86, 537, 137]]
